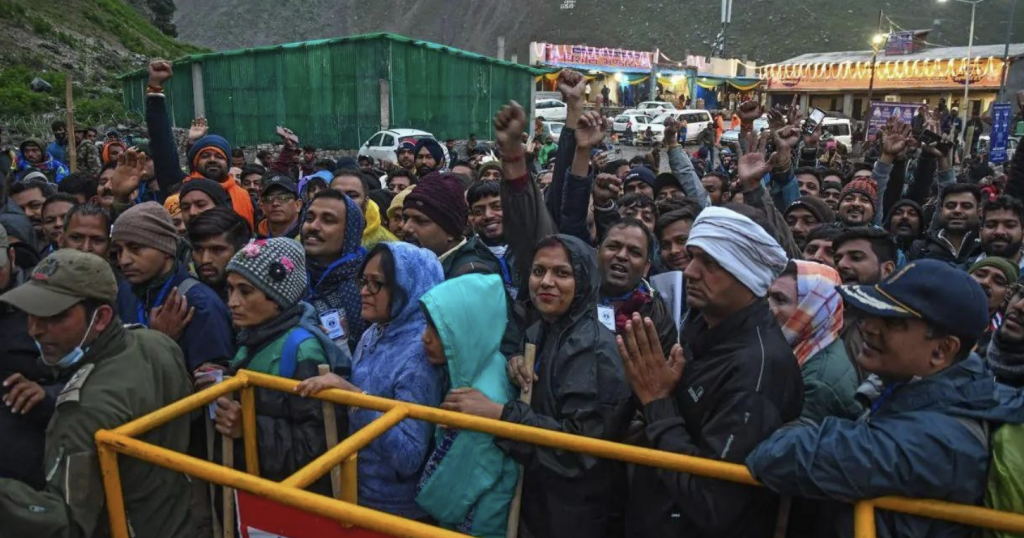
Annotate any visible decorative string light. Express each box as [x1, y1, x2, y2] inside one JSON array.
[[759, 56, 1002, 82]]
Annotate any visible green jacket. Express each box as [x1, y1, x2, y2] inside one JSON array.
[[985, 421, 1024, 538], [417, 274, 518, 537], [0, 321, 193, 538], [800, 338, 862, 424]]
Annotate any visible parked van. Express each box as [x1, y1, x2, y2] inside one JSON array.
[[652, 110, 713, 143], [820, 117, 852, 148]]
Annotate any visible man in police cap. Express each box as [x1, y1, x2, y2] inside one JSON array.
[[0, 249, 193, 538]]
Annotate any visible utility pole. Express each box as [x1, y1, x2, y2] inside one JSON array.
[[866, 10, 884, 120], [998, 0, 1017, 102], [714, 0, 733, 57], [650, 48, 659, 101], [65, 74, 77, 173]]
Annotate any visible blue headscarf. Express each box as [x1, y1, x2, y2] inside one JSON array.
[[304, 193, 367, 346]]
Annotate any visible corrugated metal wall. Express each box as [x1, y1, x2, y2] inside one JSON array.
[[121, 34, 539, 150]]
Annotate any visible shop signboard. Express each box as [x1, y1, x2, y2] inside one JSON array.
[[868, 101, 917, 138], [990, 102, 1012, 164]]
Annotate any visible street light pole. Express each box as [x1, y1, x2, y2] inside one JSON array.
[[961, 0, 977, 145], [998, 0, 1018, 102], [866, 10, 884, 118]]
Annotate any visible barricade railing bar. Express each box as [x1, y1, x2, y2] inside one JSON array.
[[95, 369, 1024, 538]]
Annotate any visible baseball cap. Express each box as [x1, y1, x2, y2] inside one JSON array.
[[623, 166, 657, 189], [837, 259, 988, 340], [0, 249, 118, 317], [260, 173, 298, 196], [0, 225, 8, 267]]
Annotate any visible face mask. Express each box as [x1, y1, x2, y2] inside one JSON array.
[[35, 309, 99, 370]]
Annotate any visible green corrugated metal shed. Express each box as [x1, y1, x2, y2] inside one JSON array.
[[120, 33, 550, 149]]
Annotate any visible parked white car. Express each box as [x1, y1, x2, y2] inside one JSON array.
[[721, 116, 770, 145], [652, 110, 714, 143], [820, 118, 853, 148], [358, 129, 436, 163], [535, 99, 568, 121], [634, 101, 677, 116], [613, 114, 653, 134], [540, 121, 564, 140]]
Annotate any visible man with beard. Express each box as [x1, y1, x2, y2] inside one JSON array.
[[145, 60, 255, 228], [45, 121, 69, 165], [833, 226, 898, 365], [15, 139, 69, 184], [836, 177, 877, 228], [60, 203, 111, 262], [9, 178, 55, 254], [73, 127, 101, 176], [413, 138, 447, 177], [657, 208, 698, 273], [467, 181, 516, 296], [968, 257, 1018, 356], [975, 196, 1024, 275], [794, 167, 822, 199], [701, 172, 732, 206], [395, 141, 417, 174], [884, 200, 924, 257], [403, 173, 498, 280], [188, 207, 251, 303], [598, 218, 676, 356], [820, 178, 843, 213], [909, 183, 983, 267], [785, 196, 834, 249]]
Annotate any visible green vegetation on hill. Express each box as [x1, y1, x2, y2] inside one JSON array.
[[0, 0, 203, 130]]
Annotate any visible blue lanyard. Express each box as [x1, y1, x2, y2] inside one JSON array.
[[600, 282, 646, 306], [137, 276, 176, 327], [870, 382, 904, 415], [497, 255, 513, 287], [306, 247, 366, 298]]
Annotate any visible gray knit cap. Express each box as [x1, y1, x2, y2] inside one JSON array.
[[226, 238, 307, 309], [111, 202, 179, 256]]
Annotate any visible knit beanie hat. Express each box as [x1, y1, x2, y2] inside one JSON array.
[[969, 257, 1020, 287], [822, 179, 843, 194], [623, 166, 657, 190], [884, 199, 923, 229], [186, 135, 232, 172], [387, 185, 415, 222], [654, 172, 678, 196], [404, 174, 467, 238], [226, 238, 308, 309], [111, 202, 179, 256], [180, 178, 232, 207], [786, 195, 835, 225], [840, 177, 878, 205]]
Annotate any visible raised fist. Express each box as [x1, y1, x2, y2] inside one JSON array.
[[148, 59, 173, 88]]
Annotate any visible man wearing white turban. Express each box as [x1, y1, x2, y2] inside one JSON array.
[[618, 206, 805, 538]]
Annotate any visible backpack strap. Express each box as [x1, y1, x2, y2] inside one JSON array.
[[279, 327, 315, 379]]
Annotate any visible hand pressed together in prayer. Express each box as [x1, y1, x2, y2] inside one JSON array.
[[616, 313, 686, 406]]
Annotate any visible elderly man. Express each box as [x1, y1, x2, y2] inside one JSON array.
[[619, 206, 804, 538]]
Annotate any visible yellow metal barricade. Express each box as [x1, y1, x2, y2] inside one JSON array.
[[95, 369, 1024, 538]]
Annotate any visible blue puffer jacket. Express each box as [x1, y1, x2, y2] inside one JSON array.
[[417, 274, 518, 537], [349, 242, 445, 518], [747, 353, 1024, 538]]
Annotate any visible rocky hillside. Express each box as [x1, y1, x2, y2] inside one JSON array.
[[0, 0, 202, 134], [172, 0, 1024, 64]]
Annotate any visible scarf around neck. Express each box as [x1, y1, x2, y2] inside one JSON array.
[[236, 303, 305, 351], [987, 330, 1024, 385]]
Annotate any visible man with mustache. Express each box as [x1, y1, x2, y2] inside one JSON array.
[[188, 207, 251, 304], [833, 227, 898, 365], [467, 180, 516, 296], [748, 259, 1023, 538], [974, 196, 1024, 276], [413, 138, 447, 177], [968, 257, 1018, 356], [884, 199, 924, 257], [784, 196, 834, 250], [836, 178, 877, 228], [145, 59, 255, 228], [909, 183, 983, 267], [9, 177, 55, 255], [45, 121, 69, 168]]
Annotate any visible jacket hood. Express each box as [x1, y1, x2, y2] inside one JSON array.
[[882, 353, 1024, 423], [884, 199, 923, 232], [298, 171, 332, 196], [340, 194, 366, 256], [385, 242, 445, 326], [420, 274, 508, 391], [533, 234, 600, 326]]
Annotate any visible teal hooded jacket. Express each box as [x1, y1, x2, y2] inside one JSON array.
[[416, 274, 519, 537]]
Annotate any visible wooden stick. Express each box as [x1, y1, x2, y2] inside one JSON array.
[[64, 74, 77, 173], [505, 343, 537, 538], [318, 364, 342, 498]]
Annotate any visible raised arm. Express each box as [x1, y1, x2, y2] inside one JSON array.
[[545, 70, 586, 225], [144, 60, 187, 193]]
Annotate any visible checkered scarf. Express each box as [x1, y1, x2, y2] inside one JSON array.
[[782, 261, 844, 366]]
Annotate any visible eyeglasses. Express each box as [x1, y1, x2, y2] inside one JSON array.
[[358, 277, 386, 295], [261, 193, 296, 205]]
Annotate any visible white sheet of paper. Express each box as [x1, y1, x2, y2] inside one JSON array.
[[204, 369, 224, 419], [649, 271, 684, 328]]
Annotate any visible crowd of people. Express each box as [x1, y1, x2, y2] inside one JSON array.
[[2, 58, 1024, 538]]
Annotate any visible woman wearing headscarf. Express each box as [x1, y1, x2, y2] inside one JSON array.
[[417, 274, 518, 537], [442, 234, 633, 538], [768, 260, 860, 423], [296, 242, 445, 519], [209, 238, 350, 490]]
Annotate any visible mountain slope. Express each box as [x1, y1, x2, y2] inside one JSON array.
[[0, 0, 203, 128], [172, 0, 1024, 64]]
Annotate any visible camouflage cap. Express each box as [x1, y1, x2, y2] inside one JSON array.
[[0, 249, 118, 317]]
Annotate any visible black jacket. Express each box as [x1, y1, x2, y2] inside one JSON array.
[[441, 236, 501, 279], [497, 235, 634, 538], [625, 299, 804, 538], [0, 270, 67, 490], [908, 229, 982, 268]]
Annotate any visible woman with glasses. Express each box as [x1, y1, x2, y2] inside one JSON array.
[[297, 242, 446, 520]]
